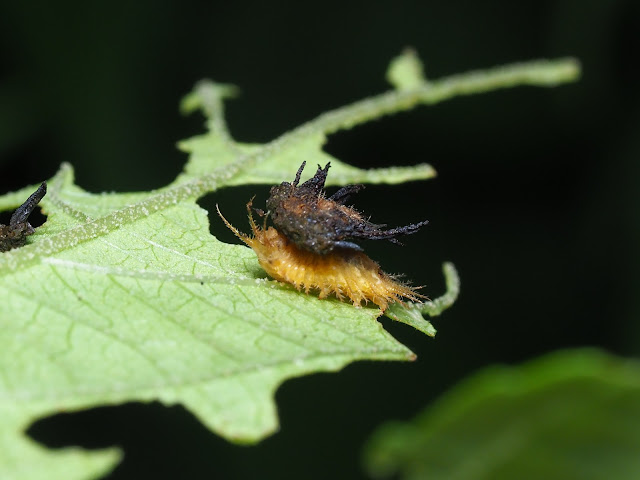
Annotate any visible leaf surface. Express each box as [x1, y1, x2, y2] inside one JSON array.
[[0, 51, 579, 479]]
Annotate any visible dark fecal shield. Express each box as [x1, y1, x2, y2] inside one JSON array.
[[265, 162, 428, 255]]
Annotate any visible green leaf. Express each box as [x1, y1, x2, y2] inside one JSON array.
[[364, 349, 640, 480], [0, 52, 578, 479]]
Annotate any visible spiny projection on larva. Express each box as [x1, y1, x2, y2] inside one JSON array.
[[0, 182, 47, 252]]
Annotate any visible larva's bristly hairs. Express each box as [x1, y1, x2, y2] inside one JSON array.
[[218, 162, 429, 312]]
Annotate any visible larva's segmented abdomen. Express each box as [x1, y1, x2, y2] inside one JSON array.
[[217, 204, 424, 311], [249, 226, 422, 311]]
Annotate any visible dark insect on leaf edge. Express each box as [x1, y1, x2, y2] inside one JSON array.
[[0, 182, 47, 253]]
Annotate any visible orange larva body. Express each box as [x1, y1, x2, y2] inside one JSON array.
[[218, 204, 423, 311]]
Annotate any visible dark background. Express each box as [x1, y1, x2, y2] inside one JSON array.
[[2, 1, 638, 479]]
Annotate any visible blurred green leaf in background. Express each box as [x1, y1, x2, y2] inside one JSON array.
[[365, 349, 640, 480]]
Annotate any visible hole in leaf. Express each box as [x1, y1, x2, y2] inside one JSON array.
[[198, 186, 269, 243], [27, 403, 235, 479]]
